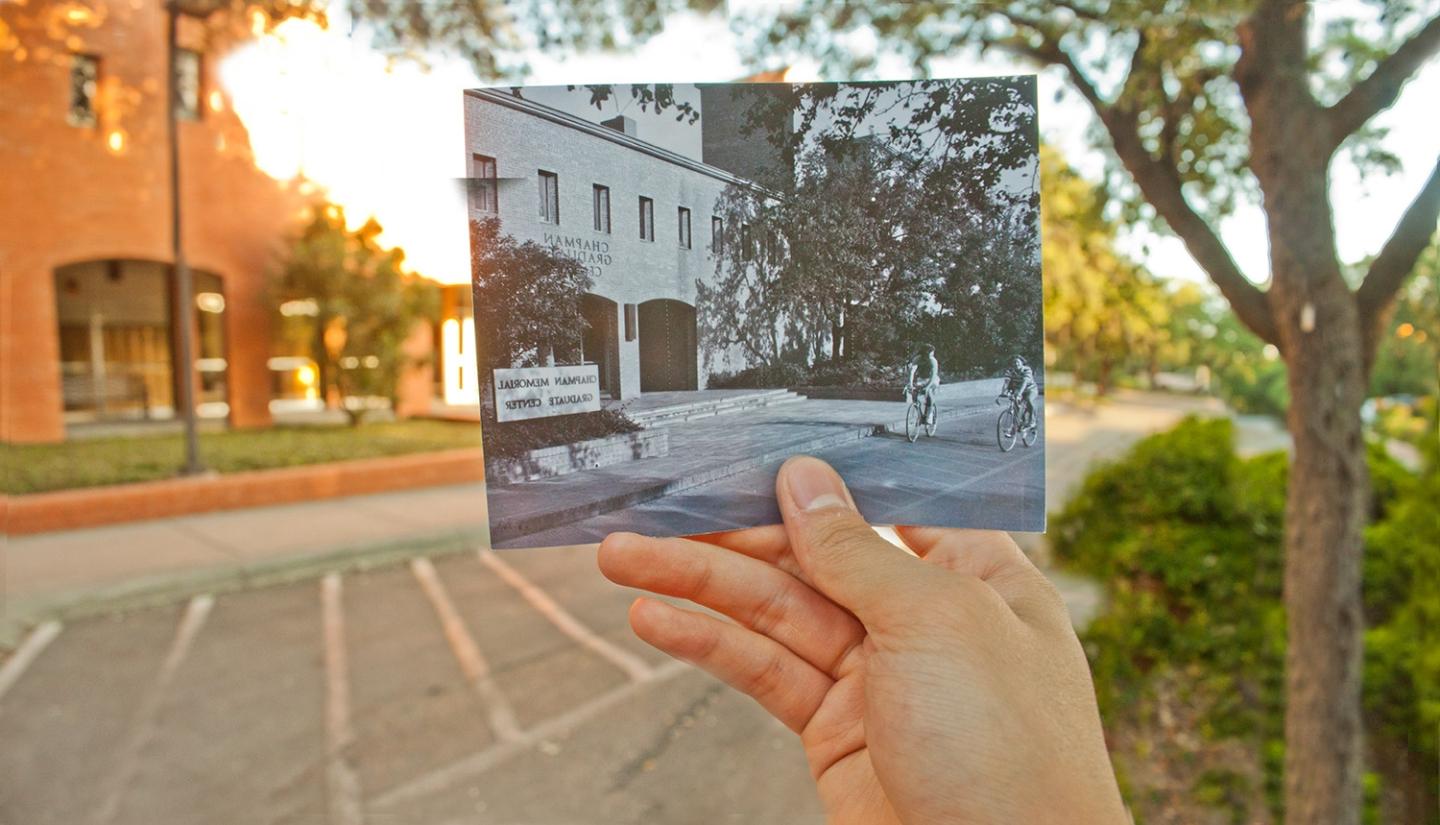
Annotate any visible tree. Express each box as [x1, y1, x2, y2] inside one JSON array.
[[697, 183, 797, 370], [1040, 145, 1170, 394], [273, 204, 438, 425], [737, 6, 1440, 821], [469, 216, 593, 375]]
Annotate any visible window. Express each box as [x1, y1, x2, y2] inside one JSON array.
[[593, 184, 611, 233], [638, 197, 654, 242], [538, 170, 559, 224], [471, 154, 497, 214], [711, 216, 723, 256], [173, 48, 202, 121], [625, 303, 638, 341], [741, 223, 752, 261], [678, 207, 692, 249], [68, 54, 99, 127]]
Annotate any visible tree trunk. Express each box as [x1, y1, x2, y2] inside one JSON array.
[[1254, 115, 1368, 825], [1238, 7, 1370, 819], [1274, 273, 1369, 825]]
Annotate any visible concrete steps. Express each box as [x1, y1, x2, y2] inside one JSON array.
[[622, 389, 805, 428]]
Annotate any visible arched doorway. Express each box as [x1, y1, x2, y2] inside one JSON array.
[[580, 293, 620, 397], [53, 260, 228, 423], [638, 299, 697, 392]]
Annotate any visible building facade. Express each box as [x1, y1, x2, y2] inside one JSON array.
[[0, 2, 438, 443], [463, 88, 762, 401]]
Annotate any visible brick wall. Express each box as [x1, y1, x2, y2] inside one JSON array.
[[0, 2, 305, 442]]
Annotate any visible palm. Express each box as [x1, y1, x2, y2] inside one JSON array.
[[807, 665, 900, 824]]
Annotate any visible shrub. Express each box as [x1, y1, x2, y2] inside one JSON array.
[[1053, 416, 1437, 823], [707, 362, 809, 389], [480, 407, 641, 461]]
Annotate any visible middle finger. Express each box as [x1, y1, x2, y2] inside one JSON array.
[[598, 532, 866, 678]]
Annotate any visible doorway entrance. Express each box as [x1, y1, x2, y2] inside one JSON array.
[[637, 299, 697, 392], [580, 293, 620, 397]]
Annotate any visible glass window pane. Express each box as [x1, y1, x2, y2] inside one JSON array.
[[174, 48, 201, 121], [69, 54, 99, 127]]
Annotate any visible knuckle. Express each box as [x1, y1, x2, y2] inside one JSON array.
[[743, 648, 789, 700], [748, 584, 790, 636], [805, 514, 880, 557]]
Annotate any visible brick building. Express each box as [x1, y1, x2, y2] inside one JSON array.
[[0, 2, 439, 444]]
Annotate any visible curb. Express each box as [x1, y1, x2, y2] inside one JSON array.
[[7, 448, 486, 536], [491, 402, 993, 546], [0, 526, 488, 650]]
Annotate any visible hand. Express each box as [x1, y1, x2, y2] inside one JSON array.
[[597, 456, 1128, 825]]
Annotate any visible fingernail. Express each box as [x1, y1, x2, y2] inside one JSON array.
[[784, 456, 853, 512]]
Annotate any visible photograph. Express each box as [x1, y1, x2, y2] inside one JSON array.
[[467, 79, 1046, 548]]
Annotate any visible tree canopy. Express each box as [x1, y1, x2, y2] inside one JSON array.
[[273, 205, 438, 424]]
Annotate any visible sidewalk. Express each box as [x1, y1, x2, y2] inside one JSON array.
[[2, 482, 489, 642]]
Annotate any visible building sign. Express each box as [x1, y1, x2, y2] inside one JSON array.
[[492, 364, 602, 422], [543, 232, 612, 277]]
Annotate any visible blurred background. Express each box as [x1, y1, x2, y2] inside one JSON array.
[[0, 1, 1435, 824]]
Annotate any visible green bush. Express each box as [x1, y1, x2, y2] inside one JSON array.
[[1053, 416, 1437, 823]]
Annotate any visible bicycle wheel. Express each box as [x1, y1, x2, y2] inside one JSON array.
[[924, 402, 939, 437], [1021, 409, 1039, 447], [997, 408, 1016, 452], [905, 403, 920, 443]]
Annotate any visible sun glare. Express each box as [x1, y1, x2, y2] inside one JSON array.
[[219, 18, 473, 284]]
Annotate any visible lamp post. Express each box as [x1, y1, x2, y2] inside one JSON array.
[[166, 0, 222, 475]]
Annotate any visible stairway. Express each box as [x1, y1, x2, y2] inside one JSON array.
[[622, 389, 806, 428]]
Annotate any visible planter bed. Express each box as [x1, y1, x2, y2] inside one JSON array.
[[486, 430, 669, 486]]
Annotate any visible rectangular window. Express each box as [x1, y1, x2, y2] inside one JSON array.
[[173, 48, 202, 121], [472, 154, 498, 214], [593, 184, 611, 233], [741, 223, 752, 261], [538, 170, 559, 224], [638, 196, 654, 242], [678, 207, 692, 249], [624, 304, 638, 341], [68, 54, 99, 127], [711, 216, 723, 256]]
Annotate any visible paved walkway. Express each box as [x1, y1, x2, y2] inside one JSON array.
[[487, 380, 1006, 544]]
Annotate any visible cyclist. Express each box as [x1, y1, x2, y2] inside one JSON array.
[[907, 344, 941, 422], [1002, 355, 1037, 426]]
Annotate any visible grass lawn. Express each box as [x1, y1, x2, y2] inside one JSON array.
[[2, 420, 482, 495]]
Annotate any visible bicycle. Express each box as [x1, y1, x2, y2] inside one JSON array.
[[995, 391, 1038, 452], [904, 385, 939, 443]]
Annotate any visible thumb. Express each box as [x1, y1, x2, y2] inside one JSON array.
[[776, 456, 928, 624]]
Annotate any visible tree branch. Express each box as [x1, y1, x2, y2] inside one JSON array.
[[998, 20, 1280, 343], [1327, 14, 1440, 148], [1356, 153, 1440, 324]]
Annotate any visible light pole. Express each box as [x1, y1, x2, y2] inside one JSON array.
[[166, 0, 222, 475]]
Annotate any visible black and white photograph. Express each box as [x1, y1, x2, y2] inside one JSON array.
[[466, 79, 1045, 549]]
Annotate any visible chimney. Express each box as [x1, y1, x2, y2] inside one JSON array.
[[600, 115, 637, 137]]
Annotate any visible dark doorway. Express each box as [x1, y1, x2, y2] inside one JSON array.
[[638, 299, 697, 392], [580, 293, 620, 396]]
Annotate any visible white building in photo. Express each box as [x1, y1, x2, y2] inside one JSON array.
[[463, 86, 769, 400]]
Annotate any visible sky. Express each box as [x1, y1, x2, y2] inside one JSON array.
[[219, 4, 1440, 289]]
